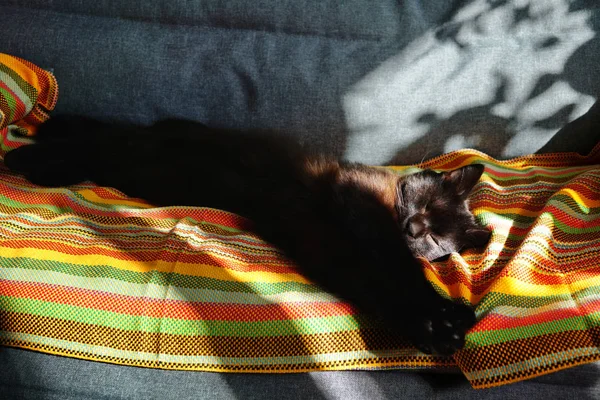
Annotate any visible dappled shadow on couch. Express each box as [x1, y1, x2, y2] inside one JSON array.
[[387, 72, 516, 165], [343, 0, 600, 166]]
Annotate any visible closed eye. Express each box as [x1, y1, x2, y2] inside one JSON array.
[[397, 182, 407, 210]]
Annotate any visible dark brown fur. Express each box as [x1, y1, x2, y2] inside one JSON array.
[[4, 116, 490, 355]]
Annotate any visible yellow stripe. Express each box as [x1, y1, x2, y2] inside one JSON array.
[[423, 269, 482, 303], [0, 246, 309, 284], [558, 188, 600, 208], [2, 341, 444, 373], [385, 146, 600, 171], [474, 207, 542, 218], [425, 267, 600, 305], [485, 272, 600, 296], [75, 188, 153, 208], [0, 55, 41, 91]]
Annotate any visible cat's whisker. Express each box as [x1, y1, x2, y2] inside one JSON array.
[[417, 148, 432, 170]]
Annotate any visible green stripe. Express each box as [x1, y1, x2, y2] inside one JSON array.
[[0, 218, 281, 257], [464, 347, 600, 384], [0, 127, 34, 152], [478, 291, 600, 319], [482, 163, 595, 177], [0, 188, 250, 235], [0, 256, 319, 295], [549, 194, 600, 216], [479, 210, 600, 236], [0, 194, 75, 215], [477, 211, 537, 225], [476, 192, 600, 218], [477, 181, 563, 191], [545, 199, 600, 219], [0, 266, 339, 304], [1, 297, 362, 337], [493, 238, 600, 258], [553, 218, 600, 234], [389, 163, 593, 180], [0, 65, 35, 110], [465, 312, 600, 348], [0, 86, 18, 123], [477, 212, 531, 229], [477, 286, 600, 314]]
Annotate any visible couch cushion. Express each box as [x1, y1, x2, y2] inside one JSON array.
[[3, 2, 599, 163], [0, 1, 464, 162]]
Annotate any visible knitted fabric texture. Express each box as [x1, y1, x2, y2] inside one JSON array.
[[0, 53, 57, 140]]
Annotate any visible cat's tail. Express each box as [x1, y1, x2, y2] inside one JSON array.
[[4, 142, 89, 186], [3, 115, 99, 186], [34, 114, 108, 142]]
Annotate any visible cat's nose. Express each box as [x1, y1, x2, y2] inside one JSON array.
[[407, 215, 428, 238]]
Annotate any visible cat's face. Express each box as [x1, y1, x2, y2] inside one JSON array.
[[396, 165, 491, 261]]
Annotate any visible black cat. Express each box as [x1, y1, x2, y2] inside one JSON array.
[[4, 116, 491, 355]]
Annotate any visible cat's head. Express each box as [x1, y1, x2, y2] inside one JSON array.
[[396, 164, 491, 261]]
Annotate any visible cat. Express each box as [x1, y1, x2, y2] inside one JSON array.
[[4, 115, 491, 355]]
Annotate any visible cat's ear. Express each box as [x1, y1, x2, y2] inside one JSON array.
[[443, 164, 485, 198], [465, 227, 492, 248]]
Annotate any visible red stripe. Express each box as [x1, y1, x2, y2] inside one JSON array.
[[484, 166, 593, 178], [0, 238, 298, 274], [473, 198, 549, 213], [1, 182, 253, 230], [1, 213, 270, 252], [471, 298, 600, 332], [0, 280, 354, 321], [0, 134, 24, 149], [470, 201, 600, 230], [425, 254, 600, 294]]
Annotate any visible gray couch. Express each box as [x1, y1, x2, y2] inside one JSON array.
[[1, 1, 600, 398]]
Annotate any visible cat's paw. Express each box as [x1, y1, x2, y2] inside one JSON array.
[[410, 299, 476, 356]]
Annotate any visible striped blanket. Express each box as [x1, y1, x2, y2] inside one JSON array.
[[0, 54, 58, 137], [413, 150, 600, 387], [0, 53, 599, 389]]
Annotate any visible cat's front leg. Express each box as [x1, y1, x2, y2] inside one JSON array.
[[363, 269, 476, 356], [403, 286, 476, 355], [321, 173, 478, 355]]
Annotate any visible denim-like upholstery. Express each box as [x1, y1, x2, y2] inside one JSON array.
[[1, 347, 600, 400], [4, 1, 599, 164], [1, 1, 600, 398], [1, 0, 454, 160]]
